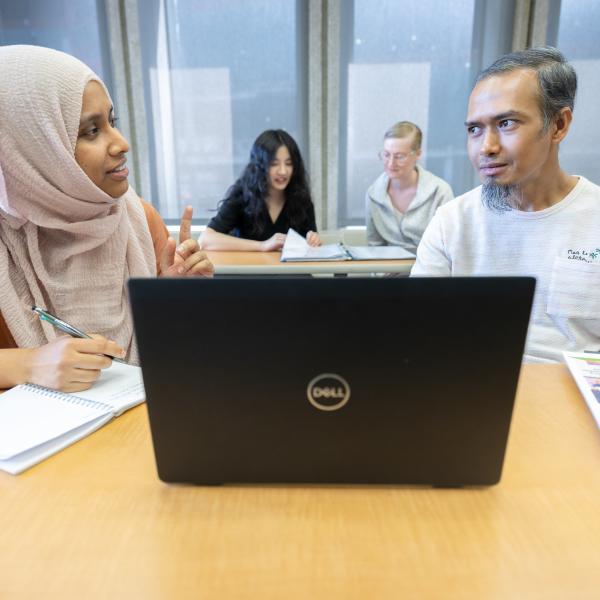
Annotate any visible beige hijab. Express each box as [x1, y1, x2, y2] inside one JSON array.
[[0, 45, 156, 363]]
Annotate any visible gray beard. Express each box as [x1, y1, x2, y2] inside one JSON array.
[[481, 181, 523, 212]]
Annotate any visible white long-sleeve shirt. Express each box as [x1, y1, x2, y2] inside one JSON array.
[[411, 176, 600, 363]]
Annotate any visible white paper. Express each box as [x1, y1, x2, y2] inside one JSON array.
[[0, 387, 110, 459], [344, 245, 415, 260], [72, 362, 145, 414], [0, 415, 112, 475], [0, 362, 145, 471], [280, 229, 350, 262]]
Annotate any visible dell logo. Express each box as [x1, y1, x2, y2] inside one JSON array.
[[307, 373, 350, 411]]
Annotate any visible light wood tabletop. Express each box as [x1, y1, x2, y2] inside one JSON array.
[[1, 364, 600, 599], [206, 250, 414, 275]]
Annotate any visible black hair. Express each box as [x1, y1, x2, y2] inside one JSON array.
[[221, 129, 313, 237]]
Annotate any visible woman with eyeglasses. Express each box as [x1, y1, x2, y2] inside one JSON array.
[[201, 129, 321, 251], [365, 121, 453, 252]]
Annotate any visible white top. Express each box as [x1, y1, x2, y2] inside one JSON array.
[[411, 176, 600, 363], [365, 165, 454, 253]]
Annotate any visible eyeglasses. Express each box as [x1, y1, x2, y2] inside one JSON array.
[[378, 150, 416, 164]]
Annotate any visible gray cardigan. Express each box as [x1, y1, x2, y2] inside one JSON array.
[[365, 165, 453, 253]]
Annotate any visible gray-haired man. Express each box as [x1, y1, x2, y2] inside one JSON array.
[[412, 47, 600, 363]]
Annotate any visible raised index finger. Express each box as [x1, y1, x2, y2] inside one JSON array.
[[179, 205, 193, 244]]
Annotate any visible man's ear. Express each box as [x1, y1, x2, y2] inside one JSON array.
[[552, 106, 573, 144]]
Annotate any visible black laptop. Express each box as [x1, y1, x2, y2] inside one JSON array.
[[128, 277, 535, 486]]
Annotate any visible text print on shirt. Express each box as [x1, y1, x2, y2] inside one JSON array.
[[566, 248, 600, 263]]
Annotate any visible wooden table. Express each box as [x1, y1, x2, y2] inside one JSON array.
[[206, 250, 414, 275], [2, 364, 600, 599]]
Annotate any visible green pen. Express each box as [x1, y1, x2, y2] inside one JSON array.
[[32, 306, 126, 364]]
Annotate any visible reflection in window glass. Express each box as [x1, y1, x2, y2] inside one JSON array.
[[556, 0, 600, 185], [141, 0, 307, 221], [338, 0, 514, 225], [0, 0, 109, 81]]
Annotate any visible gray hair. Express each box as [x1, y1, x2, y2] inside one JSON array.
[[475, 46, 577, 130]]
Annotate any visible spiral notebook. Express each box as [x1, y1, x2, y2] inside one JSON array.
[[0, 362, 145, 475]]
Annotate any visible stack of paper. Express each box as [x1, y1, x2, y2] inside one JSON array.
[[280, 230, 416, 263], [280, 229, 349, 262]]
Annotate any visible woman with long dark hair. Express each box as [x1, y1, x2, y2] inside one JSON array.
[[202, 129, 321, 251]]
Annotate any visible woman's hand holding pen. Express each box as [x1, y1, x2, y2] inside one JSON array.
[[160, 205, 214, 277], [23, 335, 126, 392]]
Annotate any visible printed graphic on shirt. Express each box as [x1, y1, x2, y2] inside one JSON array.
[[566, 248, 600, 263]]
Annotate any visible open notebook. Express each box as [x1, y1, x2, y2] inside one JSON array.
[[0, 362, 145, 475], [280, 229, 415, 262]]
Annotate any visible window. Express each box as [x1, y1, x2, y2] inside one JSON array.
[[2, 0, 529, 228], [337, 0, 516, 224], [138, 0, 308, 223], [555, 0, 600, 185], [0, 0, 111, 88]]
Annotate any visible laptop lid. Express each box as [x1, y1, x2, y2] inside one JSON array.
[[129, 277, 535, 486]]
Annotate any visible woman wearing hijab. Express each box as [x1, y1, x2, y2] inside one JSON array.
[[0, 45, 213, 391]]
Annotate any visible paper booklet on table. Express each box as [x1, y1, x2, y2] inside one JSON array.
[[0, 361, 145, 475], [280, 229, 415, 262], [563, 350, 600, 430], [280, 228, 349, 262]]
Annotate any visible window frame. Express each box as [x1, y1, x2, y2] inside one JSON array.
[[105, 0, 560, 228]]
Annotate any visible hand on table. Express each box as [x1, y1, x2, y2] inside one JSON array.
[[260, 233, 287, 252]]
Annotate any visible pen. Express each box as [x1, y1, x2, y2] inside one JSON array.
[[32, 306, 126, 364]]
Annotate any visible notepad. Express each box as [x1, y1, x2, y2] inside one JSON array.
[[0, 362, 145, 474]]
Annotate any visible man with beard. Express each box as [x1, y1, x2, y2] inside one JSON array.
[[411, 47, 600, 363]]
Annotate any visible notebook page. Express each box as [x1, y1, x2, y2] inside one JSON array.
[[0, 414, 112, 475], [0, 386, 111, 459], [73, 362, 145, 414]]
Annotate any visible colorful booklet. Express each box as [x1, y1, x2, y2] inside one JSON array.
[[563, 351, 600, 429], [0, 362, 145, 474]]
